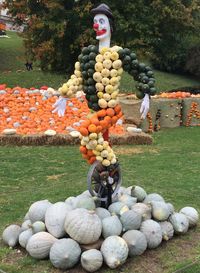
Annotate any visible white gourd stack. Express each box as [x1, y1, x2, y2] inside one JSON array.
[[2, 185, 199, 272]]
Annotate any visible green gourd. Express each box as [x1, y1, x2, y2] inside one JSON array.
[[179, 207, 199, 227], [169, 213, 189, 234], [131, 185, 147, 202]]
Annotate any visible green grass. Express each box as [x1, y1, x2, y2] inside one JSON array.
[[0, 127, 200, 273], [1, 31, 200, 91]]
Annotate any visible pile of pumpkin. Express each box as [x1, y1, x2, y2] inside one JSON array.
[[2, 185, 199, 272], [0, 84, 124, 136], [157, 91, 200, 99]]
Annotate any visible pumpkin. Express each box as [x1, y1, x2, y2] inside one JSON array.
[[166, 202, 175, 215], [179, 207, 199, 227], [143, 193, 165, 204], [102, 215, 122, 238], [151, 201, 170, 221], [120, 210, 142, 231], [31, 221, 46, 234], [122, 230, 147, 256], [81, 249, 103, 272], [101, 236, 128, 269], [140, 219, 162, 249], [49, 238, 81, 269], [19, 228, 33, 248], [130, 185, 147, 202], [108, 202, 129, 216], [45, 202, 72, 238], [75, 197, 96, 210], [21, 220, 32, 231], [64, 208, 102, 244], [118, 194, 137, 209], [95, 207, 111, 220], [28, 200, 52, 222], [169, 213, 189, 234], [2, 224, 21, 247], [65, 196, 77, 209], [159, 221, 174, 241], [26, 231, 57, 259], [132, 203, 152, 220]]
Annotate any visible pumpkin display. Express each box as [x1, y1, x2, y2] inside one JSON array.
[[50, 238, 81, 269], [81, 249, 103, 272], [64, 208, 102, 244], [101, 236, 129, 269], [122, 230, 147, 256], [2, 184, 199, 271]]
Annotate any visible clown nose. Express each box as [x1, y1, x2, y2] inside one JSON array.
[[93, 23, 99, 30]]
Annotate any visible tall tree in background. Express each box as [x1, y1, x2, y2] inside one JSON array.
[[4, 0, 200, 74]]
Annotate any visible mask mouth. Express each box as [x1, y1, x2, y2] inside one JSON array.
[[96, 29, 107, 36]]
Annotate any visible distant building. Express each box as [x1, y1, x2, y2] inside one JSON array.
[[0, 0, 24, 32]]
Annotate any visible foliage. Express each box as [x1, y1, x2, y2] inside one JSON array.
[[185, 45, 200, 77], [3, 0, 200, 74]]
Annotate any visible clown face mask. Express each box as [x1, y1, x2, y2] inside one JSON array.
[[93, 14, 111, 41]]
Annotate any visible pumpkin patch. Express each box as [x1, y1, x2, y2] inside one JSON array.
[[2, 185, 199, 271]]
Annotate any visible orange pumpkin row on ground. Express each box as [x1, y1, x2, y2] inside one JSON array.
[[0, 85, 125, 136]]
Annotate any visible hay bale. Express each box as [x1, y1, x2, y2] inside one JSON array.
[[158, 99, 182, 128], [181, 98, 200, 126], [119, 98, 142, 126], [140, 99, 160, 132]]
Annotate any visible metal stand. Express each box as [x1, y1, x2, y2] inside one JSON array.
[[87, 160, 122, 208]]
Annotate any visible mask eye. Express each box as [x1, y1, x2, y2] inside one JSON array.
[[99, 18, 105, 25]]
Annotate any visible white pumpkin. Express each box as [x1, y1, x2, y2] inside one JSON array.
[[19, 228, 33, 248], [28, 200, 52, 222], [132, 203, 152, 220], [102, 215, 122, 238], [64, 208, 102, 244], [21, 220, 32, 231], [45, 202, 72, 238], [179, 207, 199, 227], [122, 230, 147, 256], [166, 202, 175, 215], [75, 197, 96, 210], [159, 221, 174, 241], [140, 219, 162, 249], [118, 194, 137, 209], [26, 231, 57, 259], [95, 207, 111, 220], [169, 213, 189, 234], [50, 238, 81, 269], [131, 185, 147, 202], [143, 193, 165, 204], [101, 236, 128, 269], [31, 221, 46, 234], [108, 202, 129, 216], [2, 224, 21, 247], [81, 249, 103, 272], [151, 201, 170, 221], [120, 210, 142, 231], [65, 196, 77, 208]]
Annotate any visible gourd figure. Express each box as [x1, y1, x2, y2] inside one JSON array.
[[53, 4, 156, 205]]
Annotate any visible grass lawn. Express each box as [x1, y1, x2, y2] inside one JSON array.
[[0, 127, 200, 273], [1, 31, 200, 91]]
